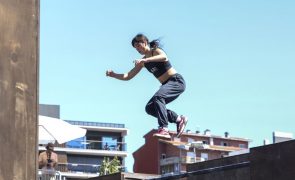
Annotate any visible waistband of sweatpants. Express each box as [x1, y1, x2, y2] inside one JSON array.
[[161, 73, 182, 85]]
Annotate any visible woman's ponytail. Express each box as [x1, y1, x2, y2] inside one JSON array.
[[149, 39, 161, 49]]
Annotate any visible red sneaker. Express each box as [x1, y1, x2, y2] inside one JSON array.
[[176, 115, 188, 138], [153, 127, 171, 139]]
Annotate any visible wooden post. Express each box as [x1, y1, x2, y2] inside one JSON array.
[[0, 0, 39, 179]]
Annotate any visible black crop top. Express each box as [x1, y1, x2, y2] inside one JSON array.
[[144, 49, 172, 78], [144, 61, 172, 78]]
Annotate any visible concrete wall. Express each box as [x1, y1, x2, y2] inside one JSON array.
[[86, 140, 295, 179], [187, 140, 295, 180], [88, 172, 161, 180], [88, 172, 122, 180], [250, 140, 295, 180], [0, 0, 39, 180], [187, 154, 250, 180]]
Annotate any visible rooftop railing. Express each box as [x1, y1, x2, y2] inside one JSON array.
[[65, 120, 125, 128]]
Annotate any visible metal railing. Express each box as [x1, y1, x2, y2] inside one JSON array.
[[53, 140, 127, 152], [55, 162, 126, 174], [69, 140, 126, 151], [38, 169, 62, 180], [56, 162, 100, 174], [65, 120, 125, 128], [160, 156, 204, 167]]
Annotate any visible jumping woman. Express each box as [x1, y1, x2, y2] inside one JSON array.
[[106, 33, 188, 138]]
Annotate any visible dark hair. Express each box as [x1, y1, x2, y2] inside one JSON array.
[[46, 142, 54, 150], [150, 39, 160, 49], [131, 33, 161, 49]]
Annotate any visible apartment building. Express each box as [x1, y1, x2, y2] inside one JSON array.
[[39, 104, 128, 179], [133, 129, 251, 175]]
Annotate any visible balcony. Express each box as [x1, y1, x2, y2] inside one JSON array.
[[56, 162, 100, 173], [39, 139, 128, 157], [181, 156, 195, 164], [50, 139, 126, 151], [160, 157, 180, 166], [160, 156, 204, 166], [39, 162, 126, 179], [65, 139, 127, 151], [181, 156, 204, 164]]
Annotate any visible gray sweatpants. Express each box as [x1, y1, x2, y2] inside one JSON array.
[[145, 73, 186, 127]]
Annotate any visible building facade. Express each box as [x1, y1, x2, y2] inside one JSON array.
[[133, 129, 251, 175], [39, 104, 128, 179]]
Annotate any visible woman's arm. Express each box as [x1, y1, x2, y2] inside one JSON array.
[[106, 63, 143, 81], [52, 154, 58, 168], [142, 48, 168, 63], [38, 159, 46, 168]]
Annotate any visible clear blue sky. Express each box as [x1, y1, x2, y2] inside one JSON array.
[[40, 0, 295, 172]]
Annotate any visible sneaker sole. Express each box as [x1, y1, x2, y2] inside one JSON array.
[[153, 134, 171, 139], [176, 118, 188, 138]]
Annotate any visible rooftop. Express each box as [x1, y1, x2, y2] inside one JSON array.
[[159, 139, 244, 152], [66, 120, 125, 128]]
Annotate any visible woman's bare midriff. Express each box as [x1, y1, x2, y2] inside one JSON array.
[[157, 67, 177, 84]]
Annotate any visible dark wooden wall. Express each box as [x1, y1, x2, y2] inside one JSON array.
[[0, 0, 39, 179]]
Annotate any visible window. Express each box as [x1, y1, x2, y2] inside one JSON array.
[[66, 136, 86, 149], [173, 137, 181, 142], [187, 152, 196, 163], [187, 152, 196, 158], [187, 138, 194, 143], [102, 136, 118, 150], [221, 141, 229, 146], [239, 144, 246, 148], [161, 164, 175, 174], [201, 153, 208, 161], [174, 164, 179, 172]]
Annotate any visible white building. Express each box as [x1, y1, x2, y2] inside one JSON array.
[[39, 104, 128, 179]]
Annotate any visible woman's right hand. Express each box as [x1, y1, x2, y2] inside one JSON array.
[[106, 70, 114, 77], [134, 59, 145, 67]]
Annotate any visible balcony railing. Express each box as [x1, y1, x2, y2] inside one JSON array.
[[53, 140, 127, 152], [160, 156, 204, 166], [181, 156, 204, 164], [56, 163, 100, 174], [38, 169, 62, 180], [181, 156, 197, 164], [67, 140, 126, 151], [55, 163, 126, 175]]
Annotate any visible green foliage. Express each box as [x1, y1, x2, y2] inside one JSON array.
[[99, 156, 121, 176]]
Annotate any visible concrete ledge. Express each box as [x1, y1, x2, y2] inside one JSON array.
[[250, 140, 295, 180], [88, 172, 161, 180]]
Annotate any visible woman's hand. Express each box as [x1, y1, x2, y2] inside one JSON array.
[[133, 59, 145, 67], [106, 60, 143, 80], [106, 70, 114, 77]]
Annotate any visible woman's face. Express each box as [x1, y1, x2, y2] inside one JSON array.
[[134, 40, 148, 55]]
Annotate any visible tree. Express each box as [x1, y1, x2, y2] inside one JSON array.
[[99, 156, 121, 176]]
